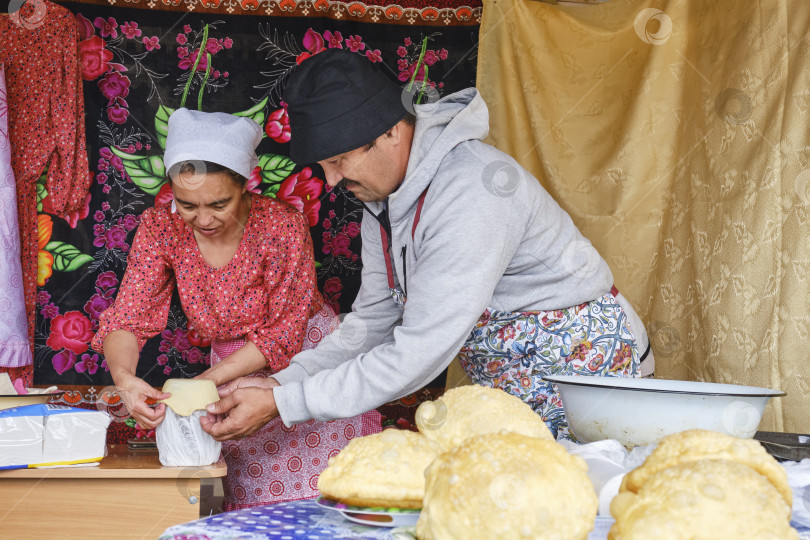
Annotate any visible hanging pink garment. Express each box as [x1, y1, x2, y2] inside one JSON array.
[[0, 1, 91, 361], [0, 65, 31, 369]]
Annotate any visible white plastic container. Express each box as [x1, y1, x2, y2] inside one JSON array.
[[0, 404, 111, 469]]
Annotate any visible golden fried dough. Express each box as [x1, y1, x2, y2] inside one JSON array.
[[417, 432, 597, 540], [415, 384, 553, 451], [621, 429, 791, 507], [610, 459, 798, 540], [317, 429, 441, 509]]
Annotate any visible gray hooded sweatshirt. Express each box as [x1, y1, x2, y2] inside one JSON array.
[[273, 88, 642, 425]]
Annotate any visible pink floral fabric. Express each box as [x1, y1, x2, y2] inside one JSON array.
[[28, 8, 477, 413], [212, 322, 382, 510]]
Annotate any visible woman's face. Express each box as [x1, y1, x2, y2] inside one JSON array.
[[171, 171, 248, 239]]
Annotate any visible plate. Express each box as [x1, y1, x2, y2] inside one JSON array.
[[314, 496, 420, 528], [0, 391, 65, 411]]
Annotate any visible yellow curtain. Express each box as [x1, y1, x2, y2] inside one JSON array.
[[477, 0, 810, 432]]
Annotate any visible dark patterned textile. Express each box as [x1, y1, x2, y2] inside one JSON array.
[[21, 0, 478, 439]]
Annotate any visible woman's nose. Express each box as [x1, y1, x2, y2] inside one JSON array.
[[195, 210, 215, 227]]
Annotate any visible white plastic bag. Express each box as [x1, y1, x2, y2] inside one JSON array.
[[558, 438, 656, 516], [156, 408, 221, 467], [781, 458, 810, 527]]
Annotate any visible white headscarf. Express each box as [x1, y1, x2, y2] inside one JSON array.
[[163, 108, 262, 179]]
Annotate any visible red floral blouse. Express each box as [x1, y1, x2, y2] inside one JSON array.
[[92, 193, 324, 372]]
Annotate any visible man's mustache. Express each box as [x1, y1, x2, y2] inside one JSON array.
[[337, 179, 356, 190]]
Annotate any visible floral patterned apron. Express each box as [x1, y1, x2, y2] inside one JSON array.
[[381, 188, 639, 440], [457, 290, 639, 439]]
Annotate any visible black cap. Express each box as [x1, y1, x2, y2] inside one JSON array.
[[283, 49, 407, 165]]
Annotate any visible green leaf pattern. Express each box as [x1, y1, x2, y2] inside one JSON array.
[[259, 153, 295, 185], [234, 97, 269, 130], [155, 105, 175, 150], [43, 241, 94, 272], [110, 146, 167, 196]]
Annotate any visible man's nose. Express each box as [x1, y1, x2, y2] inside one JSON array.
[[321, 164, 343, 187]]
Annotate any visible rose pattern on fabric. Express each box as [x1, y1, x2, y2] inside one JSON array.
[[276, 167, 323, 227], [322, 277, 342, 314], [79, 36, 112, 80], [46, 311, 95, 356], [52, 349, 77, 375], [265, 105, 291, 144]]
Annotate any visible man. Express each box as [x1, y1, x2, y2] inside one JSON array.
[[201, 49, 653, 441]]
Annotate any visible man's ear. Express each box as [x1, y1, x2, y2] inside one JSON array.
[[386, 121, 403, 145]]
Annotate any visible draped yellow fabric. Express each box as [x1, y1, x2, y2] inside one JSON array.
[[477, 0, 810, 432]]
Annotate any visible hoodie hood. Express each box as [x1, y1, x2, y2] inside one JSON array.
[[384, 88, 490, 224]]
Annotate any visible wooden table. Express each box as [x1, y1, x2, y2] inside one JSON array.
[[0, 444, 226, 540]]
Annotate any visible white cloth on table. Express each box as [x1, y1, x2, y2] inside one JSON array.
[[782, 459, 810, 528]]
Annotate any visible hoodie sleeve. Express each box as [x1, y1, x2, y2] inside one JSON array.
[[272, 208, 403, 387], [274, 151, 527, 425]]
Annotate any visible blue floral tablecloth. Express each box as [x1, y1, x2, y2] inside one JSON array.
[[159, 500, 409, 540], [158, 499, 810, 540]]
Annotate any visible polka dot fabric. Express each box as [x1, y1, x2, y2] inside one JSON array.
[[0, 1, 92, 358], [93, 193, 324, 372]]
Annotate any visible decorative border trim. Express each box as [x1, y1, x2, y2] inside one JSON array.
[[66, 0, 482, 26], [48, 384, 123, 410]]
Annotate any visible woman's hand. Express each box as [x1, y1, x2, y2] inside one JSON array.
[[116, 374, 170, 430], [194, 341, 267, 387], [102, 330, 168, 427]]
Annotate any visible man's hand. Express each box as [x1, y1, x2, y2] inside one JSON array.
[[200, 386, 279, 441]]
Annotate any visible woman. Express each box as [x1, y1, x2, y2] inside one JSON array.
[[92, 108, 380, 509]]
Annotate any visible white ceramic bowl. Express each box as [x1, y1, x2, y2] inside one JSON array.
[[542, 375, 785, 447]]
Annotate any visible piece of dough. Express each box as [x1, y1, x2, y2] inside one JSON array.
[[609, 459, 799, 540], [415, 384, 553, 451], [621, 429, 792, 507], [417, 432, 598, 540], [158, 379, 219, 417], [317, 428, 442, 508]]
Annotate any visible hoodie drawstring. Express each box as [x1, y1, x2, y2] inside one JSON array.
[[373, 186, 429, 296]]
